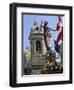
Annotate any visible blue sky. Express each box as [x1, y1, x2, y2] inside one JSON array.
[[22, 14, 63, 51]]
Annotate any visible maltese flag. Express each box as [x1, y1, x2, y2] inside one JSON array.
[[55, 16, 63, 44], [54, 16, 63, 54]]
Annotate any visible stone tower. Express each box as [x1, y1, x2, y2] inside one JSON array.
[[29, 21, 46, 69]]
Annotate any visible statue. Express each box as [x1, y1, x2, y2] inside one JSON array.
[[43, 20, 52, 51]]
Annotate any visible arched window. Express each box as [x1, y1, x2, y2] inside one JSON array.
[[36, 41, 41, 52]]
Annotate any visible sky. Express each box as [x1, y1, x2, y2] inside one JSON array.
[[23, 14, 63, 51], [22, 14, 64, 62]]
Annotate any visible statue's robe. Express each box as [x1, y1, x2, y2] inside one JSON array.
[[44, 25, 52, 51]]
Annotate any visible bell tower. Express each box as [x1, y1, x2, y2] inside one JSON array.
[[29, 22, 46, 71]]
